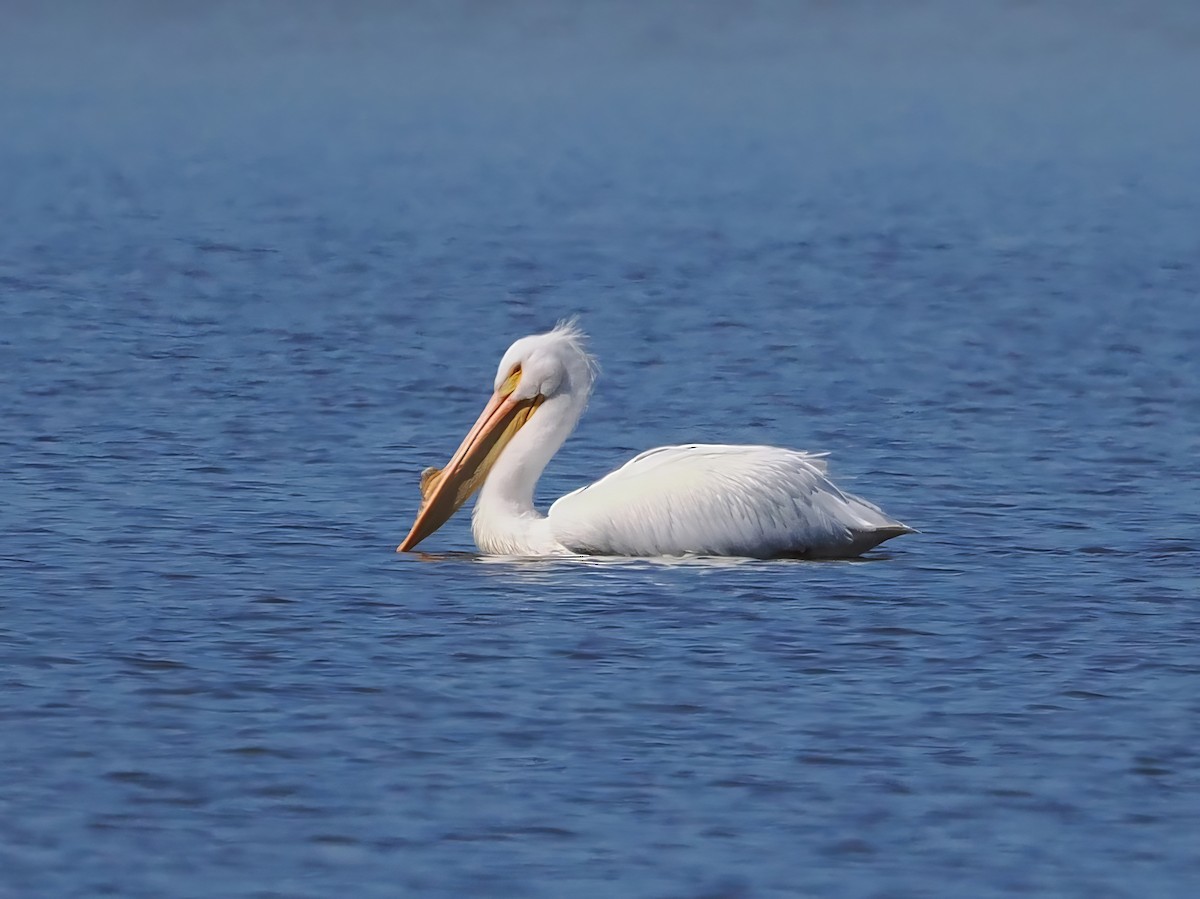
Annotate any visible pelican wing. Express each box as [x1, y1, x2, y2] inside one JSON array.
[[547, 444, 910, 558]]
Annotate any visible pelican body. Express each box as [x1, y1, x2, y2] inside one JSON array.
[[398, 322, 913, 558]]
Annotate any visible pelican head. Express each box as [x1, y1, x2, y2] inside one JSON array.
[[493, 321, 596, 406], [398, 321, 596, 552]]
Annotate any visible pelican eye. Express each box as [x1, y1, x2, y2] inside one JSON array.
[[499, 364, 522, 396]]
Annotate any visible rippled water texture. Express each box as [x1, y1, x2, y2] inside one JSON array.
[[3, 2, 1200, 897]]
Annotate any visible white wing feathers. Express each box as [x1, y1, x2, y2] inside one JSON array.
[[547, 444, 910, 558]]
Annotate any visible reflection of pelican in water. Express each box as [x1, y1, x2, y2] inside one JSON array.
[[398, 322, 913, 558]]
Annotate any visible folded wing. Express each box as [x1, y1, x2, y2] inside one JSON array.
[[548, 444, 911, 558]]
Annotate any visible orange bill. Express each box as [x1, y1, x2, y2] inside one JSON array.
[[397, 389, 543, 552]]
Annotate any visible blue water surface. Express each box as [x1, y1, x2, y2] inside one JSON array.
[[3, 2, 1200, 897]]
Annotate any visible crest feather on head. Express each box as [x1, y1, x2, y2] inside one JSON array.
[[549, 317, 599, 379]]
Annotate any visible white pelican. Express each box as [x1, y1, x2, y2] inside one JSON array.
[[398, 322, 913, 558]]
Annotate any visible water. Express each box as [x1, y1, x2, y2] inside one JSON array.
[[3, 2, 1200, 897]]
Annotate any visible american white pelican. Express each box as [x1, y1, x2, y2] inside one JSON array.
[[398, 322, 913, 558]]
